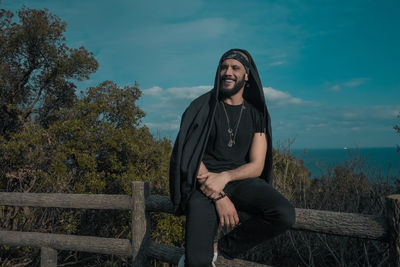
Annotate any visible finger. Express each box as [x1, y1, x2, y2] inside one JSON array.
[[225, 215, 233, 229], [233, 212, 240, 226], [231, 215, 237, 228], [219, 216, 225, 228], [200, 184, 205, 192], [200, 188, 208, 196], [197, 173, 207, 178], [202, 185, 209, 194], [226, 215, 233, 229], [198, 172, 210, 177]]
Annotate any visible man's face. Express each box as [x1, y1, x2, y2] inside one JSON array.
[[219, 59, 248, 96]]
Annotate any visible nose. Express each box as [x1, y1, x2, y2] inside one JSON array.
[[224, 66, 233, 76]]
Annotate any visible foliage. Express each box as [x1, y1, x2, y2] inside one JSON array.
[[0, 81, 173, 265], [0, 7, 98, 136], [0, 6, 175, 266], [243, 152, 398, 267], [272, 140, 311, 204]]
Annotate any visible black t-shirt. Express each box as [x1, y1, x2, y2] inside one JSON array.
[[202, 100, 264, 172]]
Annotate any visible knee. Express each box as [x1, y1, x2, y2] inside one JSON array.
[[276, 202, 296, 229], [261, 200, 296, 230], [185, 253, 212, 267]]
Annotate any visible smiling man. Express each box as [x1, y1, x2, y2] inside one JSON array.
[[170, 49, 295, 267]]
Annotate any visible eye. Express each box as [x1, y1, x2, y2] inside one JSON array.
[[232, 66, 240, 70]]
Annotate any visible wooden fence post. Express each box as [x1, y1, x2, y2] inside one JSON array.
[[387, 195, 400, 267], [40, 247, 57, 267], [131, 181, 150, 267]]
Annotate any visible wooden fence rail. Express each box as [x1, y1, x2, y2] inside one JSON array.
[[0, 181, 399, 266], [0, 230, 132, 256]]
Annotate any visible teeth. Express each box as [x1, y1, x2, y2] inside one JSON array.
[[224, 79, 234, 82]]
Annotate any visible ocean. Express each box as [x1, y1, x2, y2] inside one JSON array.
[[291, 147, 400, 179]]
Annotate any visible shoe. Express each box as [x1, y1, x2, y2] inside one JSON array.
[[178, 254, 185, 267]]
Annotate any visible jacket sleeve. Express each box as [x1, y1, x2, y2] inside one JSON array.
[[169, 92, 214, 215], [169, 106, 190, 214]]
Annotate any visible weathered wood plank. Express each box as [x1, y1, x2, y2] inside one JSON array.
[[0, 192, 131, 210], [0, 230, 132, 256], [146, 241, 271, 266], [145, 195, 388, 241], [387, 194, 400, 266], [146, 240, 184, 264], [132, 181, 150, 266], [0, 192, 390, 241], [215, 254, 272, 267], [40, 247, 57, 267], [146, 195, 174, 213], [293, 208, 387, 241]]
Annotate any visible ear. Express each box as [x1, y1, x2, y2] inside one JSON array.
[[245, 73, 248, 81]]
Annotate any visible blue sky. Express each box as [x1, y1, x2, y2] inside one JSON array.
[[3, 0, 400, 149]]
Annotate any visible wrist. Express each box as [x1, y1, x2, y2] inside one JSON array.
[[213, 191, 227, 202], [222, 171, 233, 183]]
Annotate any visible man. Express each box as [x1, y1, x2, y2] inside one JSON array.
[[170, 49, 295, 267]]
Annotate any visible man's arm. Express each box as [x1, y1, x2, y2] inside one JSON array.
[[225, 132, 267, 181], [198, 132, 267, 199]]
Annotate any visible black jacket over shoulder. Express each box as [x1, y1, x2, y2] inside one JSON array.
[[169, 49, 273, 215]]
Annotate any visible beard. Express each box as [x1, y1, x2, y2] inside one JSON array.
[[219, 74, 246, 97]]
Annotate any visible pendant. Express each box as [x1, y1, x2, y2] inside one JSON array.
[[227, 128, 233, 134], [228, 140, 233, 147]]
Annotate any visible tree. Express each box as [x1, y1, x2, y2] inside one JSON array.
[[0, 81, 174, 265], [0, 7, 98, 136]]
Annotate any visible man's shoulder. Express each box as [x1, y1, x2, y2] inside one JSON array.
[[187, 90, 214, 110], [180, 90, 214, 124], [244, 99, 260, 114]]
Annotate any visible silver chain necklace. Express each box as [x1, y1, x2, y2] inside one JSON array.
[[221, 100, 246, 147]]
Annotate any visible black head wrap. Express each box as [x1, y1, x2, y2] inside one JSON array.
[[220, 51, 250, 74]]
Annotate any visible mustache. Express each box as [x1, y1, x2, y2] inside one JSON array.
[[221, 76, 236, 81]]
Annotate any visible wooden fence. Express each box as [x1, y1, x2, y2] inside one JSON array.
[[0, 181, 399, 266]]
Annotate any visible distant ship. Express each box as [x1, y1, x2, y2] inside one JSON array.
[[343, 147, 348, 150]]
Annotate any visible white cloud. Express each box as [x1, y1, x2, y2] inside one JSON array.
[[142, 85, 212, 100], [263, 87, 304, 105], [269, 61, 286, 66], [141, 85, 309, 140], [337, 106, 400, 121], [330, 85, 341, 91], [144, 85, 306, 107], [343, 78, 370, 88], [166, 86, 212, 99], [143, 86, 163, 96], [144, 122, 180, 131], [141, 84, 399, 148], [329, 77, 370, 92]]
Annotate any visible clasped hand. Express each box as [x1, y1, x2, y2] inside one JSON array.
[[197, 171, 230, 199], [197, 171, 238, 228]]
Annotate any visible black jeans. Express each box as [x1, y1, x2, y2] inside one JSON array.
[[184, 177, 295, 267]]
